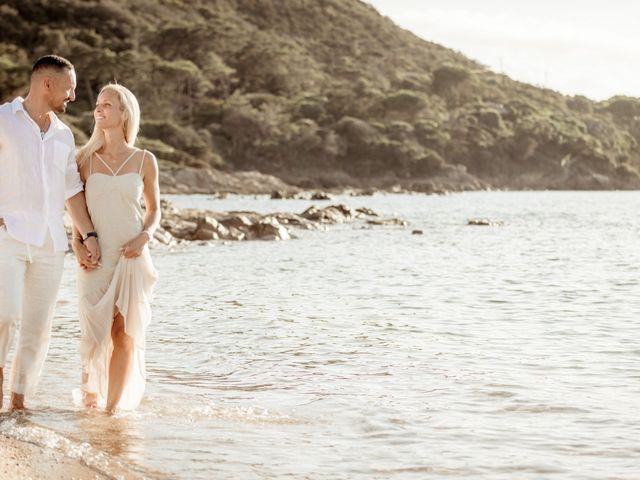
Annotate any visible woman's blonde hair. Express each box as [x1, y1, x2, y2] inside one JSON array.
[[76, 83, 141, 167]]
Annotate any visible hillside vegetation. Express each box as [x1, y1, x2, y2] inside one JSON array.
[[2, 0, 640, 191]]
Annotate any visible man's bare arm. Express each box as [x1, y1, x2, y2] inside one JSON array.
[[66, 192, 100, 262]]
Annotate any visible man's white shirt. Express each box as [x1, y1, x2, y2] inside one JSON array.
[[0, 97, 83, 252]]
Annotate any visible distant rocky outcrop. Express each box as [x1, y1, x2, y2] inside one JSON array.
[[159, 166, 300, 195], [2, 0, 640, 191], [154, 199, 406, 245]]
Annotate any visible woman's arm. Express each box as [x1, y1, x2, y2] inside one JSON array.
[[140, 151, 161, 241], [121, 151, 160, 258]]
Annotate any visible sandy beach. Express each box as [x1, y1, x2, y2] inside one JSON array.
[[1, 434, 105, 480], [0, 434, 144, 480]]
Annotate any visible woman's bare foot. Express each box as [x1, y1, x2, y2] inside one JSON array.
[[10, 392, 25, 411], [83, 392, 98, 409]]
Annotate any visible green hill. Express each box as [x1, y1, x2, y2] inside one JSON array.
[[2, 0, 639, 191]]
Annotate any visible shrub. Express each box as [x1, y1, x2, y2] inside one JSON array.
[[141, 120, 210, 158], [382, 90, 428, 115], [602, 97, 640, 120], [387, 121, 414, 141], [0, 47, 29, 101], [335, 116, 377, 145], [393, 71, 432, 92], [566, 95, 593, 114], [432, 63, 472, 94], [412, 149, 448, 176]]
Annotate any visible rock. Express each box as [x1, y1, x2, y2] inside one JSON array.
[[271, 190, 297, 199], [220, 215, 253, 230], [249, 217, 291, 240], [197, 216, 220, 232], [153, 227, 175, 245], [302, 206, 324, 222], [195, 229, 218, 241], [167, 220, 198, 240], [226, 226, 246, 241], [196, 216, 231, 239], [366, 218, 408, 226], [355, 207, 378, 217], [390, 184, 408, 193], [160, 198, 180, 215], [209, 192, 228, 199], [467, 218, 504, 226], [273, 213, 316, 230], [348, 188, 378, 196], [330, 204, 353, 217], [302, 204, 353, 223], [411, 229, 423, 235], [310, 191, 332, 200]]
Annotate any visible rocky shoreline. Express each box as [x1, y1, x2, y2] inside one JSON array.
[[158, 166, 484, 197], [159, 165, 640, 198], [153, 199, 408, 246]]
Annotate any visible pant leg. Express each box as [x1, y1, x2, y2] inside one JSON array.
[[9, 237, 65, 396], [0, 228, 27, 368]]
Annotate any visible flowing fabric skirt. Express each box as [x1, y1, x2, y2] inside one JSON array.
[[75, 247, 157, 410]]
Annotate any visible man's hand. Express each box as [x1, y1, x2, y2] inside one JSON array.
[[120, 232, 149, 259], [71, 238, 100, 271], [83, 236, 101, 263]]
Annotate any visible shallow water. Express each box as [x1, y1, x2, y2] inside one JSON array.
[[2, 191, 640, 479]]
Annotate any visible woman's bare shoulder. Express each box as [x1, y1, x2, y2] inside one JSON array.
[[140, 149, 159, 179]]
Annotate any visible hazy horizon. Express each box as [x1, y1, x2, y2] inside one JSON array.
[[366, 0, 640, 101]]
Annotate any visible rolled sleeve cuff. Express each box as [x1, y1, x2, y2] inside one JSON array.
[[65, 182, 84, 200]]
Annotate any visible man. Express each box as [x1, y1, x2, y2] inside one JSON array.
[[0, 55, 100, 410]]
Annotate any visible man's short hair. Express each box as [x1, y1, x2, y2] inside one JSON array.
[[32, 55, 74, 74]]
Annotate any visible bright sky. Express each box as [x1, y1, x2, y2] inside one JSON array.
[[366, 0, 640, 100]]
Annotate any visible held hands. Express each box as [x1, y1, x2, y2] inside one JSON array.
[[72, 238, 101, 271], [83, 236, 101, 263], [73, 231, 149, 266], [120, 231, 151, 259]]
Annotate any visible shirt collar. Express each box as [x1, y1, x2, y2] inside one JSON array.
[[11, 96, 62, 131], [11, 97, 25, 114]]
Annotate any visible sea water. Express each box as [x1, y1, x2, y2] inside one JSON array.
[[2, 191, 640, 479]]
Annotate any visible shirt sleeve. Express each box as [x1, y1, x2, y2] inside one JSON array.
[[65, 146, 84, 200]]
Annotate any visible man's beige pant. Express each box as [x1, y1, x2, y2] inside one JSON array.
[[0, 225, 65, 396]]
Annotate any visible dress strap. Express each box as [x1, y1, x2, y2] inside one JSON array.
[[94, 150, 138, 176], [138, 150, 147, 174], [113, 150, 138, 176], [94, 152, 116, 176]]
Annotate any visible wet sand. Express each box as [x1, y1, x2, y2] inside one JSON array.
[[0, 434, 143, 480], [1, 434, 105, 479]]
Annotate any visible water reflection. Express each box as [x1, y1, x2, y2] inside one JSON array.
[[72, 411, 140, 458]]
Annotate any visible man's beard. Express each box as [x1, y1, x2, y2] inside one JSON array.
[[53, 100, 69, 114]]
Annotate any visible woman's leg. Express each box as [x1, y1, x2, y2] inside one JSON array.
[[105, 312, 133, 413], [82, 384, 98, 408]]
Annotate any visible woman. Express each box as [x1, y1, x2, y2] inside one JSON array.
[[72, 84, 159, 413]]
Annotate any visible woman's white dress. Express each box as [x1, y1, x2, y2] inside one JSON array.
[[76, 151, 157, 410]]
